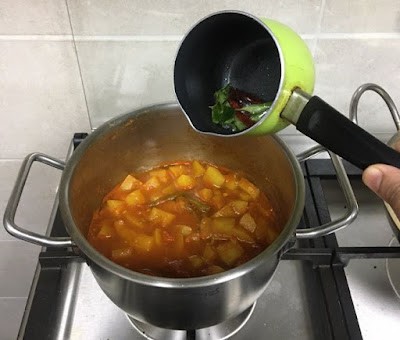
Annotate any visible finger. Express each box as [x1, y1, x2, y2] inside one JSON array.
[[362, 164, 400, 218], [393, 139, 400, 152]]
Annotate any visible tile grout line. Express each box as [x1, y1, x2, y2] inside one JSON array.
[[0, 35, 73, 41], [0, 158, 26, 161], [1, 33, 400, 42], [318, 32, 400, 39], [317, 0, 326, 33], [64, 0, 93, 130], [0, 239, 34, 242], [313, 0, 326, 56], [0, 156, 66, 161], [74, 35, 183, 41], [0, 34, 184, 41], [0, 239, 48, 243]]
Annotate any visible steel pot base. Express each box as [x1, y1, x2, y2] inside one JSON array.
[[127, 302, 256, 339]]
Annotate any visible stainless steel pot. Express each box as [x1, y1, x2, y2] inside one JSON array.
[[3, 103, 358, 330]]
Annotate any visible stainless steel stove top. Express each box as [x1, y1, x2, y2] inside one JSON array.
[[323, 179, 400, 340], [61, 260, 316, 340]]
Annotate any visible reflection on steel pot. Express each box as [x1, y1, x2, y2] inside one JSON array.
[[4, 103, 349, 330]]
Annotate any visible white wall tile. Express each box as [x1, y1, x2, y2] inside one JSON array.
[[77, 41, 178, 127], [313, 38, 400, 134], [321, 0, 400, 33], [0, 160, 61, 241], [0, 41, 90, 158], [0, 298, 27, 340], [78, 37, 315, 128], [277, 134, 321, 157], [67, 0, 322, 35], [0, 0, 70, 34]]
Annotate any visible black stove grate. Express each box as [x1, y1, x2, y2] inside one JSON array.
[[19, 133, 400, 340], [286, 159, 362, 340]]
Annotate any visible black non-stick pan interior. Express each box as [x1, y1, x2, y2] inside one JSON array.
[[174, 12, 281, 134]]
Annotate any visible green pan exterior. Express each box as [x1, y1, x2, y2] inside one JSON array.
[[248, 19, 315, 135]]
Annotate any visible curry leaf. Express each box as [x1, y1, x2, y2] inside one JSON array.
[[237, 102, 272, 115], [210, 84, 271, 131], [215, 84, 231, 103], [211, 85, 235, 124], [233, 116, 247, 131], [221, 116, 246, 132]]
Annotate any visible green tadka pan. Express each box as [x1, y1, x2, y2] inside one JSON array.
[[174, 11, 400, 170]]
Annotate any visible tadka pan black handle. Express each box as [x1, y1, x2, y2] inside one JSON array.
[[296, 96, 400, 170]]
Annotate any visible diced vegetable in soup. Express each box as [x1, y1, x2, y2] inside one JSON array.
[[87, 160, 281, 278]]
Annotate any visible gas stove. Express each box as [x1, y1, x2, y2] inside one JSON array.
[[15, 133, 400, 340]]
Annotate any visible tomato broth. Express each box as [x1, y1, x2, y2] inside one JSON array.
[[87, 160, 281, 278]]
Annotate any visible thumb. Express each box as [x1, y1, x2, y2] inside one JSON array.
[[362, 164, 400, 218]]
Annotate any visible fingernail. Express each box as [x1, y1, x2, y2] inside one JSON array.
[[363, 166, 383, 192]]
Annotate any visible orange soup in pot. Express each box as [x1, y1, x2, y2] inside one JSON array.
[[87, 160, 280, 278]]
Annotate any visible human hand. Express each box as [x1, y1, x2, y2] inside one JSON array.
[[362, 143, 400, 219]]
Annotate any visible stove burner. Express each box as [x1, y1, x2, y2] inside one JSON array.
[[386, 237, 400, 299], [126, 303, 256, 340]]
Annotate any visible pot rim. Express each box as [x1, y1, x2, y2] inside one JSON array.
[[59, 102, 305, 289]]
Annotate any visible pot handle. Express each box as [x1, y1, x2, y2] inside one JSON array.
[[3, 152, 74, 247], [282, 88, 400, 170], [349, 83, 400, 130], [295, 146, 359, 239]]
